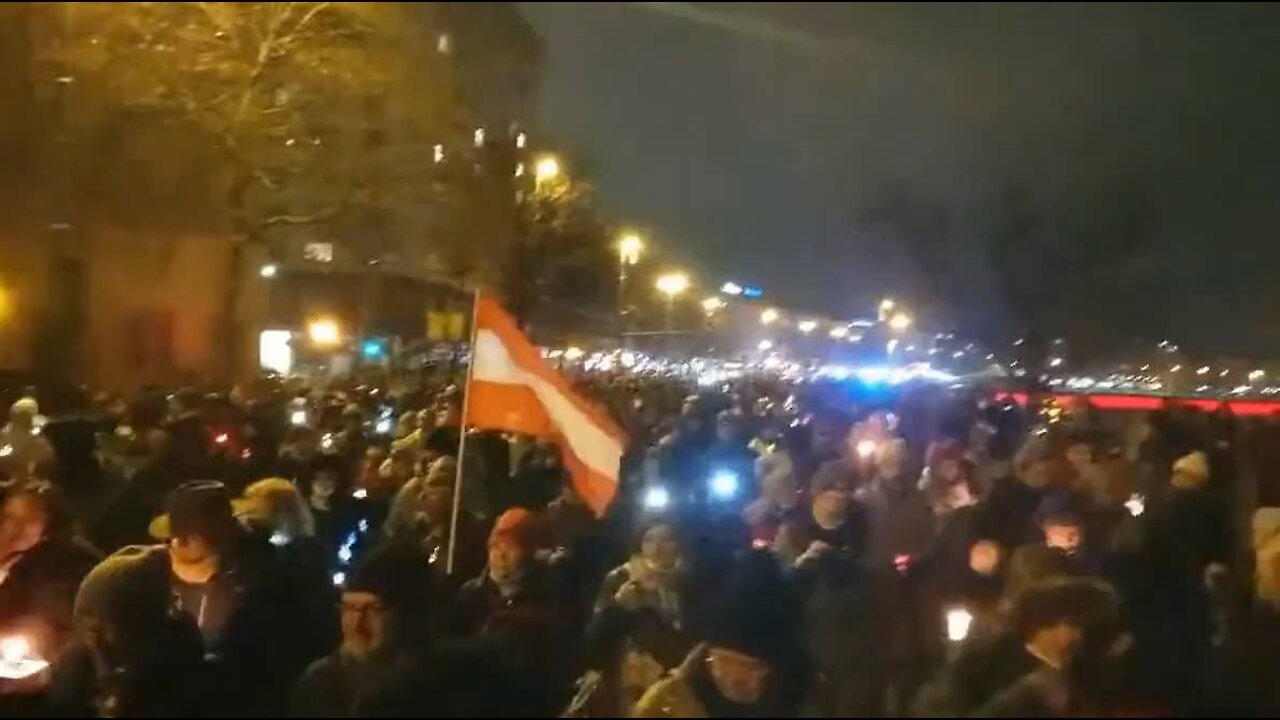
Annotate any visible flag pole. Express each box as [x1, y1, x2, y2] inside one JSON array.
[[446, 289, 480, 576]]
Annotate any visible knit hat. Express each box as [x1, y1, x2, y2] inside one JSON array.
[[488, 507, 552, 552], [345, 542, 432, 613], [1172, 451, 1210, 483], [701, 551, 790, 663], [1034, 490, 1088, 529], [74, 545, 171, 630]]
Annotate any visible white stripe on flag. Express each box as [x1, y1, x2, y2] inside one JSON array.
[[472, 329, 622, 480]]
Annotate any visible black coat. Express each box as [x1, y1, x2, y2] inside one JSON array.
[[0, 537, 100, 659]]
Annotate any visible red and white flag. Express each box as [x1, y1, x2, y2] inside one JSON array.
[[465, 295, 625, 517]]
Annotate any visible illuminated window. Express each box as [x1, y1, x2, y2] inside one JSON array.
[[514, 162, 524, 177], [437, 33, 451, 54], [433, 144, 445, 163], [473, 127, 485, 147], [515, 132, 527, 149]]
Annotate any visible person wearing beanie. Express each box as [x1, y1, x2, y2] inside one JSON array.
[[633, 552, 795, 718], [47, 545, 205, 718], [976, 435, 1073, 551], [585, 520, 695, 715], [292, 544, 431, 717], [454, 507, 566, 715], [773, 457, 868, 570]]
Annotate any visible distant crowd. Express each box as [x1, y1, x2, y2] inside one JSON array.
[[3, 373, 1280, 717]]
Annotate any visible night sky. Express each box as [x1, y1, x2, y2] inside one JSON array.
[[521, 3, 1280, 357]]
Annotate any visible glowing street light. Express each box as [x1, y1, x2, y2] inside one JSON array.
[[307, 317, 342, 347], [760, 307, 779, 325], [702, 296, 726, 314], [797, 320, 818, 334], [888, 312, 912, 332], [655, 272, 690, 330], [757, 339, 774, 352], [617, 232, 644, 266], [616, 232, 645, 324], [259, 263, 279, 279], [534, 155, 561, 184], [829, 325, 849, 339], [655, 272, 690, 299], [1196, 365, 1210, 376], [720, 282, 744, 296], [1250, 369, 1266, 382]]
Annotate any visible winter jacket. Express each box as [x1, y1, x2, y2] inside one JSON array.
[[857, 477, 936, 567], [292, 649, 424, 718], [455, 564, 570, 715], [0, 536, 100, 661]]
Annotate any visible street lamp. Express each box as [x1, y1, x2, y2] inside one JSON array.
[[534, 155, 561, 184], [616, 232, 644, 326], [760, 308, 779, 325], [618, 233, 644, 266], [307, 317, 342, 347], [259, 263, 279, 279], [879, 297, 896, 321], [797, 320, 817, 334], [888, 312, 912, 332], [655, 272, 690, 330]]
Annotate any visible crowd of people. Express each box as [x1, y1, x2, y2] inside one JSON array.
[[2, 370, 1280, 717]]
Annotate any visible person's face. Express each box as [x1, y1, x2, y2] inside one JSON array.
[[340, 591, 388, 658], [640, 523, 681, 570], [421, 488, 452, 525], [169, 533, 217, 567], [1067, 443, 1092, 468], [488, 538, 526, 583], [1030, 621, 1084, 668], [391, 455, 414, 479], [707, 646, 771, 705], [312, 471, 337, 500], [812, 489, 851, 529], [1044, 522, 1083, 553], [1022, 459, 1055, 489], [969, 540, 1003, 576], [0, 494, 46, 557], [938, 459, 961, 484], [436, 404, 460, 427]]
